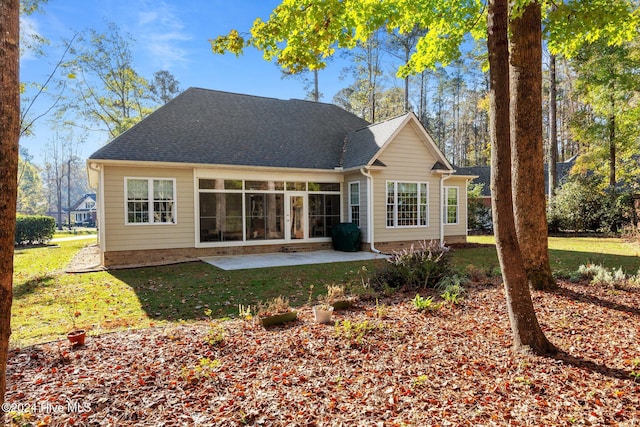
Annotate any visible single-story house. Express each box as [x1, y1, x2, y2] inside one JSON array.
[[87, 88, 476, 267], [70, 193, 97, 227]]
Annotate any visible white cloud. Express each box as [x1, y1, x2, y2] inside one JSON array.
[[20, 16, 43, 61], [136, 2, 191, 69]]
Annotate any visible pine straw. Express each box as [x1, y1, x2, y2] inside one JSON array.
[[5, 280, 640, 426]]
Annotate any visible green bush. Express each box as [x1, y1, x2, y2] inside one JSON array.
[[15, 215, 56, 245], [548, 175, 634, 233], [576, 263, 636, 289], [372, 240, 450, 290], [467, 183, 492, 232]]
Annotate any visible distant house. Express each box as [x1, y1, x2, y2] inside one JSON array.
[[70, 193, 97, 227], [87, 88, 476, 268], [456, 156, 577, 206]]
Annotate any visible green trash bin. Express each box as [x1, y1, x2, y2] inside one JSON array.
[[331, 222, 361, 252]]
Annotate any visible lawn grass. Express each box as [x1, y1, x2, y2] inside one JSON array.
[[452, 235, 640, 276], [11, 235, 640, 347], [11, 240, 382, 347], [52, 228, 97, 239]]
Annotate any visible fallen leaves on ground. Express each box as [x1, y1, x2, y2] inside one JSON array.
[[4, 280, 640, 426]]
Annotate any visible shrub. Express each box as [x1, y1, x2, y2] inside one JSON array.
[[256, 296, 291, 317], [467, 183, 492, 232], [435, 275, 468, 306], [372, 240, 450, 290], [334, 319, 379, 345], [548, 175, 635, 233], [576, 264, 634, 289], [15, 215, 56, 245], [411, 294, 440, 312]]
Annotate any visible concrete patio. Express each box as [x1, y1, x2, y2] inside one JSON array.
[[200, 250, 388, 271]]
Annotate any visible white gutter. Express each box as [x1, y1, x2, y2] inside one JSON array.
[[439, 172, 454, 245], [360, 168, 381, 254]]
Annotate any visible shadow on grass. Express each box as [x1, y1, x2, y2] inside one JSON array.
[[109, 259, 384, 322], [14, 275, 56, 299], [546, 350, 635, 382], [549, 249, 640, 275], [450, 244, 640, 275]]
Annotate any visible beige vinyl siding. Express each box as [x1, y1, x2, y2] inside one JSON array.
[[343, 171, 368, 242], [102, 165, 195, 252], [372, 122, 441, 243], [443, 177, 469, 238]]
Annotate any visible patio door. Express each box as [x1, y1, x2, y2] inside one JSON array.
[[286, 193, 307, 240]]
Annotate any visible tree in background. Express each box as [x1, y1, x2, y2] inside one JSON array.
[[0, 0, 20, 408], [150, 70, 181, 105], [548, 52, 559, 198], [42, 130, 89, 229], [20, 34, 76, 139], [570, 39, 640, 189], [63, 22, 155, 139], [17, 148, 46, 215], [336, 30, 386, 122], [385, 26, 427, 112]]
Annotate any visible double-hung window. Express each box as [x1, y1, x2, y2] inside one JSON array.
[[126, 178, 176, 224], [348, 182, 360, 226], [386, 181, 428, 227], [444, 186, 459, 224]]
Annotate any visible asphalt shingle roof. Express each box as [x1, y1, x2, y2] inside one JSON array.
[[342, 114, 410, 169], [89, 88, 371, 170]]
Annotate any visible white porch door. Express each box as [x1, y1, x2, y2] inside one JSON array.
[[285, 193, 307, 241]]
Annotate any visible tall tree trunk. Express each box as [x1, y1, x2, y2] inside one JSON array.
[[509, 1, 556, 291], [608, 95, 616, 187], [487, 0, 555, 355], [548, 54, 558, 199], [0, 0, 20, 407]]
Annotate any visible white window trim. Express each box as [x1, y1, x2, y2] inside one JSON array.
[[124, 177, 177, 226], [385, 181, 429, 228], [443, 186, 459, 225], [195, 178, 340, 245], [348, 181, 360, 225]]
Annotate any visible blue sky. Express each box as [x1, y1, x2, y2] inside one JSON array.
[[20, 1, 357, 164]]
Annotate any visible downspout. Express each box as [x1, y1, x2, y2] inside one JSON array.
[[360, 168, 381, 254], [87, 162, 105, 266], [440, 172, 453, 245]]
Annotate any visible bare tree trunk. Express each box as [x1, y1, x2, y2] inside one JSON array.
[[608, 94, 616, 187], [509, 0, 556, 291], [548, 54, 558, 199], [487, 0, 555, 355], [67, 158, 72, 228], [0, 0, 20, 407], [313, 69, 319, 102]]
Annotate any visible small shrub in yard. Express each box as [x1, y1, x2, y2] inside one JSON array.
[[411, 294, 440, 312], [334, 319, 379, 345], [576, 264, 638, 290], [204, 309, 225, 346], [436, 275, 468, 306], [257, 296, 291, 317], [238, 304, 253, 321], [181, 357, 221, 385], [372, 240, 450, 290]]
